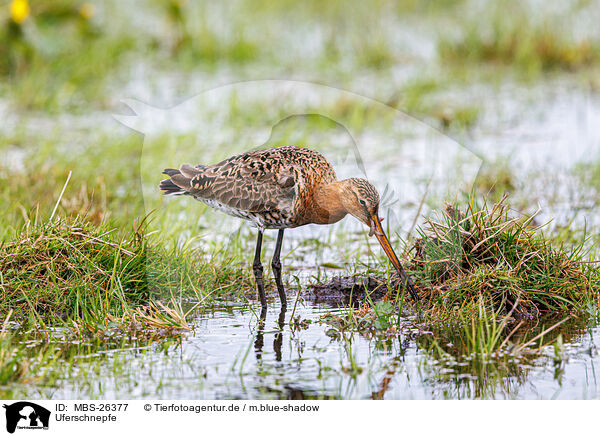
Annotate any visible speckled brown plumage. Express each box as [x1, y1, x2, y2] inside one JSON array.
[[159, 145, 418, 306], [160, 146, 348, 229]]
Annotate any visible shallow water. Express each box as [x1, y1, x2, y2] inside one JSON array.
[[2, 0, 600, 403], [9, 299, 599, 400], [4, 77, 600, 401]]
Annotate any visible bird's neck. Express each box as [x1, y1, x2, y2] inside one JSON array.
[[308, 180, 349, 225]]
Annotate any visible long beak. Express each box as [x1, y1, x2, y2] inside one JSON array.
[[371, 215, 419, 301]]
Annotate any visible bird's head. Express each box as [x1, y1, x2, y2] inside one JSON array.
[[341, 178, 383, 236], [341, 178, 409, 285]]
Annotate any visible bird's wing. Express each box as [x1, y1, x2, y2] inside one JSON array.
[[172, 159, 297, 213]]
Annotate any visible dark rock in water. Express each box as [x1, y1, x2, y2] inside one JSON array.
[[305, 275, 389, 305]]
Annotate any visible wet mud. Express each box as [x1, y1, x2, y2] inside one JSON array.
[[305, 275, 391, 305]]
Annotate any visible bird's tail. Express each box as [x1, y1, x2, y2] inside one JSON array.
[[159, 164, 207, 196], [159, 176, 185, 195]]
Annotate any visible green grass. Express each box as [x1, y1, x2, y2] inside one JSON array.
[[320, 195, 600, 366], [3, 0, 596, 114], [0, 0, 596, 130], [414, 311, 584, 398], [156, 0, 260, 67], [388, 77, 481, 130], [319, 273, 592, 398], [0, 132, 144, 236], [0, 214, 252, 333], [411, 196, 600, 319], [0, 334, 62, 387], [322, 196, 600, 327], [438, 2, 600, 76], [1, 0, 600, 400]]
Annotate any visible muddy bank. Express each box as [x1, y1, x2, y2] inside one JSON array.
[[305, 275, 392, 305]]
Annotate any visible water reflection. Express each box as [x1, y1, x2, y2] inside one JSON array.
[[413, 316, 593, 399], [3, 301, 599, 400], [254, 306, 286, 362]]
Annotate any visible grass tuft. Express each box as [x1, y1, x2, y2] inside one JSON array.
[[0, 215, 250, 333], [0, 217, 148, 323], [410, 196, 600, 319]]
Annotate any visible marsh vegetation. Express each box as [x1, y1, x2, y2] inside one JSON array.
[[1, 0, 600, 399]]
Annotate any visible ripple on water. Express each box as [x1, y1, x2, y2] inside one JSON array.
[[8, 299, 598, 400]]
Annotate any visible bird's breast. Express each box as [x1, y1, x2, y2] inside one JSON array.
[[293, 184, 347, 226]]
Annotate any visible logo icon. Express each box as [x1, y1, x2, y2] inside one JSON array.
[[2, 402, 50, 434]]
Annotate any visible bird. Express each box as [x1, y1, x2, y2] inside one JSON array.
[[159, 145, 418, 308]]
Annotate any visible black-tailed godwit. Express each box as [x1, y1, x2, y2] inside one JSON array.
[[159, 145, 417, 307]]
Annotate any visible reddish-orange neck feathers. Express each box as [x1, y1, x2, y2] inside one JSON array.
[[296, 178, 379, 227], [301, 179, 365, 225], [309, 181, 348, 225]]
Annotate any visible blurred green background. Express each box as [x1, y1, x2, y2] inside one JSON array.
[[2, 0, 599, 112], [1, 0, 599, 236]]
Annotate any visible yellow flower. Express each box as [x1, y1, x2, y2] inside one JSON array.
[[10, 0, 30, 25], [79, 3, 95, 20]]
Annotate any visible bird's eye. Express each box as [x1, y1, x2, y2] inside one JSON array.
[[359, 199, 366, 206]]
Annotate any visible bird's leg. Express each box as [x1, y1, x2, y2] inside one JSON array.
[[271, 229, 287, 307], [273, 305, 286, 362], [253, 230, 267, 308]]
